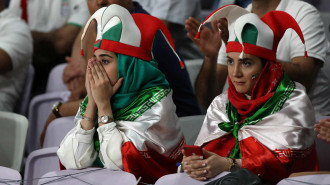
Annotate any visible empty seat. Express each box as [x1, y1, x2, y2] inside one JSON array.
[[0, 166, 22, 184], [27, 91, 70, 153], [178, 115, 205, 145], [24, 147, 60, 185], [43, 116, 75, 148], [0, 111, 28, 172], [46, 63, 68, 93]]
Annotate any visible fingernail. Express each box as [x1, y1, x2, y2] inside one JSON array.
[[184, 170, 188, 173], [183, 162, 188, 165], [204, 170, 207, 174], [202, 163, 206, 167], [200, 156, 204, 159]]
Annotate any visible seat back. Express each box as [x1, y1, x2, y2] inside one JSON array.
[[14, 64, 35, 116], [315, 116, 330, 171], [0, 166, 22, 183], [184, 59, 203, 91], [178, 115, 205, 145], [27, 91, 70, 153], [24, 147, 60, 185], [0, 111, 28, 172], [38, 168, 138, 185], [46, 63, 68, 93], [43, 116, 75, 148]]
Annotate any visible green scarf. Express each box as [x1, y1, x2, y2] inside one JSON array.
[[218, 74, 295, 158]]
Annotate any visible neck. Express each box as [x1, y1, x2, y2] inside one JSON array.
[[251, 0, 281, 18]]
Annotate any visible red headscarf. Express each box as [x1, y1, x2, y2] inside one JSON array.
[[228, 60, 284, 121]]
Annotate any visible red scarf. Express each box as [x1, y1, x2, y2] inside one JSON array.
[[228, 61, 284, 121]]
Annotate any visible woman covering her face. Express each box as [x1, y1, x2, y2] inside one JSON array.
[[182, 6, 318, 184], [57, 5, 184, 184]]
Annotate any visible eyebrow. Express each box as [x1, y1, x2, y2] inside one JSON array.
[[99, 54, 112, 58]]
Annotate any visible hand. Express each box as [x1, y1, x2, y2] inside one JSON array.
[[67, 76, 87, 101], [63, 56, 86, 85], [185, 17, 227, 59], [182, 149, 229, 181], [315, 118, 330, 143], [87, 58, 123, 109], [85, 58, 96, 107]]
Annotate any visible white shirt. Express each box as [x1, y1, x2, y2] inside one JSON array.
[[0, 9, 33, 111], [9, 0, 89, 32], [217, 0, 330, 116]]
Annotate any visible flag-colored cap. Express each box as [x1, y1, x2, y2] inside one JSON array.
[[81, 4, 184, 68], [227, 11, 307, 61]]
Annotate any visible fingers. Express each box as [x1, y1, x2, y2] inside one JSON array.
[[185, 17, 201, 40], [183, 160, 209, 181], [113, 77, 124, 94]]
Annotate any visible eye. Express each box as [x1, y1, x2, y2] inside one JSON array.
[[242, 60, 251, 66], [227, 58, 233, 65], [101, 59, 109, 64]]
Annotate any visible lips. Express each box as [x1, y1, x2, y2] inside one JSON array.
[[234, 81, 245, 86]]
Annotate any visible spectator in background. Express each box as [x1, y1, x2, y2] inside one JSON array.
[[8, 0, 89, 94], [135, 0, 203, 60], [187, 0, 330, 116], [57, 5, 184, 184], [0, 0, 33, 111]]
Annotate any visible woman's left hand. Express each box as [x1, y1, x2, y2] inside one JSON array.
[[88, 58, 123, 108], [182, 149, 229, 181]]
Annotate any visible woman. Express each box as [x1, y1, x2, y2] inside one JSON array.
[[182, 6, 318, 184], [57, 5, 184, 184]]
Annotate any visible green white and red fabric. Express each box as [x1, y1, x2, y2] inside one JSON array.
[[195, 75, 318, 184], [58, 4, 184, 184]]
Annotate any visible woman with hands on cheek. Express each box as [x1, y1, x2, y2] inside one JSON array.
[[182, 5, 318, 184], [57, 4, 185, 184]]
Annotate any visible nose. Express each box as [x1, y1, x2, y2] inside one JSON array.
[[232, 63, 242, 78]]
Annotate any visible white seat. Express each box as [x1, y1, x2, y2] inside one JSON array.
[[178, 115, 205, 145], [38, 168, 138, 185], [277, 174, 330, 185], [155, 171, 229, 185], [27, 91, 70, 153], [0, 166, 22, 184], [184, 59, 203, 91], [14, 64, 35, 116], [46, 63, 68, 93], [0, 111, 28, 172], [43, 116, 75, 148], [24, 147, 60, 185]]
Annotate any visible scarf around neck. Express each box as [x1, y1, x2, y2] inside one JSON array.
[[220, 61, 295, 158]]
